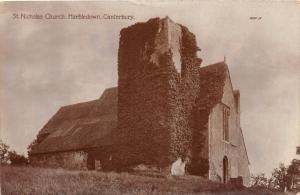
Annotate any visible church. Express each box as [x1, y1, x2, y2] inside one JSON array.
[[29, 17, 250, 186]]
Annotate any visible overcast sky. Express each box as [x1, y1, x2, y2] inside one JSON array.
[[1, 1, 299, 176]]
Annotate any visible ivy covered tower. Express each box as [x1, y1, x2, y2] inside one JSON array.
[[113, 17, 202, 169]]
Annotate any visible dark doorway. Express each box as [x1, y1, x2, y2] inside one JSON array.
[[87, 155, 95, 170], [223, 156, 228, 184]]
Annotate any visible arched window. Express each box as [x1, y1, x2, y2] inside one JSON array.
[[223, 106, 230, 141]]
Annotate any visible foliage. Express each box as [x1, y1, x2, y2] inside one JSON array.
[[250, 173, 274, 189], [0, 139, 28, 165], [287, 159, 300, 190], [251, 160, 300, 192], [115, 18, 204, 170], [8, 151, 28, 165], [251, 173, 268, 187], [271, 163, 289, 191], [0, 139, 10, 164]]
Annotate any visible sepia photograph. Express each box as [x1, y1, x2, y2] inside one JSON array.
[[0, 1, 299, 194]]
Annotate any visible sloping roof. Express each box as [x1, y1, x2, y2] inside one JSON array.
[[31, 87, 118, 154], [31, 63, 229, 154], [196, 62, 228, 110]]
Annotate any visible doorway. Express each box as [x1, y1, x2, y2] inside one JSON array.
[[223, 156, 228, 184]]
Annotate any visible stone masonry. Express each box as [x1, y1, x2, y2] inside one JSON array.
[[30, 151, 88, 170]]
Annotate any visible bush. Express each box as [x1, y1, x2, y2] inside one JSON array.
[[0, 139, 10, 164], [8, 151, 28, 165], [0, 139, 28, 165]]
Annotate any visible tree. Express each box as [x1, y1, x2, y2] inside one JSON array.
[[8, 151, 28, 165], [287, 159, 300, 190], [0, 139, 10, 164], [271, 163, 289, 191], [1, 139, 29, 165], [251, 173, 268, 187], [250, 173, 275, 189], [251, 161, 300, 191]]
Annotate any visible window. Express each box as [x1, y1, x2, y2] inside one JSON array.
[[223, 106, 230, 141]]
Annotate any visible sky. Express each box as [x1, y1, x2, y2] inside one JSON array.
[[0, 1, 299, 176]]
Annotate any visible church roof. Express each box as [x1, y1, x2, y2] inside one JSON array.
[[196, 62, 228, 110], [31, 62, 229, 155], [30, 87, 118, 154]]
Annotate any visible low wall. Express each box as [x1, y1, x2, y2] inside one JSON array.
[[30, 150, 88, 170]]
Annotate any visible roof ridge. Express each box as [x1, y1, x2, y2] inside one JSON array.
[[200, 61, 228, 70], [60, 99, 99, 110], [59, 86, 118, 109]]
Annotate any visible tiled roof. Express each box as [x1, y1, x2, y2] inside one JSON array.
[[30, 87, 117, 154]]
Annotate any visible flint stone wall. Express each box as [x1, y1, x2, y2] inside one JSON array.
[[30, 151, 88, 170]]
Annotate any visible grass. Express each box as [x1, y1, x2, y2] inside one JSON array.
[[1, 165, 285, 195]]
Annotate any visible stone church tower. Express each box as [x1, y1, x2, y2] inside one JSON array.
[[114, 17, 203, 169]]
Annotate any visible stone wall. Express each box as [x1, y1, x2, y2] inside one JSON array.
[[209, 103, 237, 182], [114, 17, 202, 169], [208, 71, 250, 186], [30, 150, 88, 170]]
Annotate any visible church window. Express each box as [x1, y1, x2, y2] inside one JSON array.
[[223, 106, 230, 141]]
